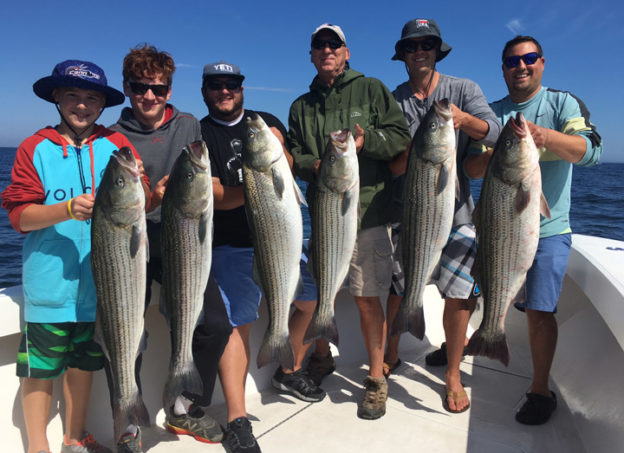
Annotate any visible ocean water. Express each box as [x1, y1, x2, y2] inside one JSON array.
[[0, 146, 622, 288]]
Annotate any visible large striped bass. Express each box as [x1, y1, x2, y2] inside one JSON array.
[[467, 112, 550, 366], [306, 129, 359, 346], [91, 147, 149, 440], [160, 141, 213, 412], [243, 114, 304, 369], [392, 99, 456, 340]]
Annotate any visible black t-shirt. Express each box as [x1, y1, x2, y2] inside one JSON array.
[[200, 109, 288, 247]]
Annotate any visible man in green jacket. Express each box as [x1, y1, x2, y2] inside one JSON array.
[[288, 23, 411, 420]]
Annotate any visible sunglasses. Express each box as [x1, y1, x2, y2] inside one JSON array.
[[311, 38, 344, 50], [503, 52, 542, 69], [128, 81, 169, 97], [402, 38, 438, 53], [204, 79, 242, 91]]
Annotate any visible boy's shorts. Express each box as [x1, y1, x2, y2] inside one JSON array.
[[17, 322, 104, 379], [212, 244, 317, 327], [349, 225, 394, 297], [514, 233, 571, 313], [390, 224, 479, 300]]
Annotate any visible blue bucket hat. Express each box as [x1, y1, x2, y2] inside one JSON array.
[[33, 60, 125, 107]]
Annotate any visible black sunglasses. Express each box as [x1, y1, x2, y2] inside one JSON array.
[[402, 38, 438, 53], [128, 81, 169, 97], [204, 79, 242, 91], [311, 38, 344, 50], [503, 52, 542, 69]]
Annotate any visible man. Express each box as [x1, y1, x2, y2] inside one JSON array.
[[385, 18, 501, 414], [110, 44, 228, 451], [485, 35, 602, 424], [200, 60, 325, 453], [288, 23, 411, 420]]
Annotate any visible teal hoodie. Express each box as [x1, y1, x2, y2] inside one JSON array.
[[288, 67, 410, 229]]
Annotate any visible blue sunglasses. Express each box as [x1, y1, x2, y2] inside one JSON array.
[[503, 52, 542, 68]]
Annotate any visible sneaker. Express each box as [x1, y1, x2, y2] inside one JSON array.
[[304, 351, 336, 386], [357, 375, 388, 420], [222, 417, 261, 453], [116, 428, 142, 453], [272, 367, 326, 402], [61, 432, 112, 453], [166, 404, 223, 443]]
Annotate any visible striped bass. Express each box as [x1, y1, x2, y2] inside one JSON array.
[[91, 147, 149, 440], [243, 114, 304, 369], [307, 129, 359, 346], [161, 141, 213, 412], [392, 99, 457, 340], [468, 112, 550, 366]]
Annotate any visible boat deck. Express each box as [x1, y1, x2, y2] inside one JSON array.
[[138, 306, 584, 453]]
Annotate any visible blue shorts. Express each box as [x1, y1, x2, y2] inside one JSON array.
[[212, 245, 317, 327], [514, 234, 571, 313]]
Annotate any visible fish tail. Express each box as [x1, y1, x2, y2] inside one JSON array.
[[162, 361, 203, 413], [304, 313, 339, 347], [466, 330, 510, 366], [113, 391, 150, 441], [257, 332, 294, 370], [391, 301, 425, 340]]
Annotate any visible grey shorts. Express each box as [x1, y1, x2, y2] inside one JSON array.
[[349, 225, 394, 297], [391, 223, 479, 300]]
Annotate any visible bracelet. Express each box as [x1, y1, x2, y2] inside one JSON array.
[[67, 198, 78, 220]]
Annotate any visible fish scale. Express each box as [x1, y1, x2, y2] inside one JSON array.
[[393, 100, 456, 340], [91, 147, 149, 441], [468, 112, 545, 366], [243, 114, 302, 370], [160, 141, 213, 414]]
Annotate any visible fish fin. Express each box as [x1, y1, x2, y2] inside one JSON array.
[[390, 297, 425, 340], [437, 164, 450, 195], [257, 332, 294, 370], [198, 211, 208, 243], [304, 311, 339, 347], [293, 178, 307, 206], [540, 192, 552, 219], [342, 191, 353, 216], [514, 186, 531, 213], [130, 225, 141, 258], [466, 329, 510, 367], [163, 362, 202, 416], [113, 391, 150, 441], [272, 166, 285, 199]]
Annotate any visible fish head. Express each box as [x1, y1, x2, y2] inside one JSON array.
[[411, 99, 456, 164], [164, 141, 213, 217], [319, 129, 359, 193], [490, 112, 539, 185], [243, 113, 283, 172], [95, 147, 144, 226]]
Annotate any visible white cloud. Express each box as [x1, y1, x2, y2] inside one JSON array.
[[506, 19, 523, 35], [176, 63, 195, 69]]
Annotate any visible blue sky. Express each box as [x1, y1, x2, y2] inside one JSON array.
[[1, 0, 622, 162]]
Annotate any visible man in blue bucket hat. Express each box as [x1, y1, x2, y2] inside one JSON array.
[[2, 59, 148, 453]]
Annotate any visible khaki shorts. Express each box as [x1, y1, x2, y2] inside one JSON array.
[[348, 225, 394, 297]]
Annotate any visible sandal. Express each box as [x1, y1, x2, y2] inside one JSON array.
[[382, 358, 402, 378], [515, 391, 557, 425], [425, 342, 469, 367], [443, 388, 471, 414]]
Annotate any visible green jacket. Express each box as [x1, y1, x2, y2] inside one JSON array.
[[287, 68, 410, 229]]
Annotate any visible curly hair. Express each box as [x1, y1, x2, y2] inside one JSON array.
[[122, 44, 176, 85]]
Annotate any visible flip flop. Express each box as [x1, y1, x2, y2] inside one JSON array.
[[443, 388, 471, 414], [382, 358, 402, 378]]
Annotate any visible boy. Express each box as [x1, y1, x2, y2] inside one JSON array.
[[1, 60, 148, 453]]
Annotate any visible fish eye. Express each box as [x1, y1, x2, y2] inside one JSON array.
[[429, 121, 438, 130], [185, 171, 194, 180], [329, 155, 336, 163], [505, 139, 512, 147], [115, 176, 125, 187]]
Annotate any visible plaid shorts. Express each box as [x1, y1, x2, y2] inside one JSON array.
[[17, 322, 105, 379], [391, 224, 479, 300], [433, 224, 480, 300]]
